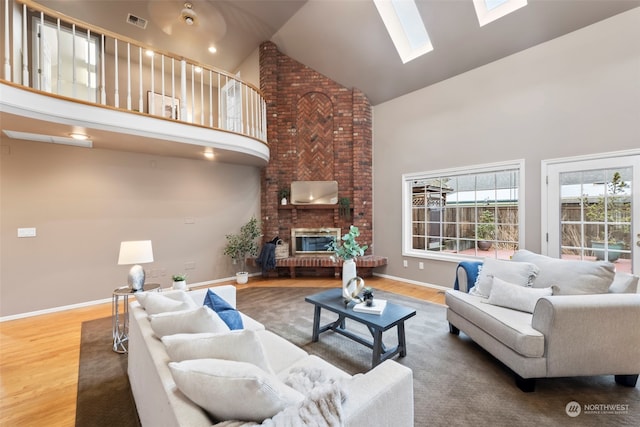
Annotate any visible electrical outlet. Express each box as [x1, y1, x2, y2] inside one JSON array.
[[185, 261, 196, 270], [185, 217, 195, 224], [403, 260, 408, 268], [419, 262, 424, 270]]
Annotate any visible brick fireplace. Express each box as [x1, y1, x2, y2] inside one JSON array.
[[259, 41, 373, 256]]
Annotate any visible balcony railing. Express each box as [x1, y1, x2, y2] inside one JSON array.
[[1, 0, 267, 143]]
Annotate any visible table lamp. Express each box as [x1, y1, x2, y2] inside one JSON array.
[[118, 240, 154, 291]]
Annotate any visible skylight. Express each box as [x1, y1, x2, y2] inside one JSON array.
[[373, 0, 433, 64], [473, 0, 528, 27]]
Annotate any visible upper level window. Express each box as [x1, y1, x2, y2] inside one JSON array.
[[402, 160, 524, 261], [373, 0, 433, 64], [473, 0, 527, 27]]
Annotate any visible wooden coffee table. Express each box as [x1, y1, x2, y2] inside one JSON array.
[[305, 288, 416, 368]]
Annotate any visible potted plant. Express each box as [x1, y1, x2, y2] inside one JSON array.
[[223, 217, 262, 284], [476, 209, 496, 251], [278, 188, 290, 205], [362, 287, 374, 306], [338, 197, 351, 219], [327, 225, 368, 300], [585, 172, 630, 262], [172, 273, 187, 290]]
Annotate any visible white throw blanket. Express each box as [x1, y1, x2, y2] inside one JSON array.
[[215, 367, 346, 427]]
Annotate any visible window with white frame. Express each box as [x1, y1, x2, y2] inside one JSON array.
[[402, 160, 524, 260]]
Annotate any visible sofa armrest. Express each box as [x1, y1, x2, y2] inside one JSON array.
[[532, 294, 640, 377], [342, 360, 413, 427], [454, 261, 482, 293]]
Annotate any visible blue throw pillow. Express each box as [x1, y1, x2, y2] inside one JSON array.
[[203, 290, 244, 330]]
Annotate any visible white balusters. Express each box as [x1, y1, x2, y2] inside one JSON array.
[[5, 1, 267, 143], [3, 0, 9, 80]]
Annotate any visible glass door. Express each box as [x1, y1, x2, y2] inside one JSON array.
[[544, 152, 639, 274]]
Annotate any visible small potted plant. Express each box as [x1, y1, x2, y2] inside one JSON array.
[[172, 274, 187, 290], [223, 217, 262, 284], [278, 188, 290, 205], [362, 287, 374, 306]]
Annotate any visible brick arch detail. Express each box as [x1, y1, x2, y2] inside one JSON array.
[[295, 92, 334, 181]]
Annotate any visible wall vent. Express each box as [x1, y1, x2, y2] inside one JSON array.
[[126, 13, 148, 29]]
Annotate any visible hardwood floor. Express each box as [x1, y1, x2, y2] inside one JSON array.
[[0, 276, 445, 426]]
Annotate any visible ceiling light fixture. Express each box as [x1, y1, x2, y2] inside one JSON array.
[[208, 46, 217, 54], [181, 2, 197, 26], [145, 49, 155, 57], [204, 149, 214, 159], [70, 132, 89, 140], [2, 130, 93, 148]]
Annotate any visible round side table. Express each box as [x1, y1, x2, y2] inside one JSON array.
[[112, 283, 160, 353]]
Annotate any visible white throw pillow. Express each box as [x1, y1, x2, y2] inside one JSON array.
[[149, 306, 230, 338], [512, 250, 615, 295], [168, 359, 305, 422], [135, 291, 197, 315], [470, 258, 539, 298], [162, 329, 273, 374], [485, 277, 553, 313], [608, 272, 639, 294]]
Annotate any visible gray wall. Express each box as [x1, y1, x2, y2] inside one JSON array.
[[372, 9, 640, 288], [0, 138, 261, 316]]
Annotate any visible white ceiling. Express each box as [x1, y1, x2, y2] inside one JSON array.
[[38, 0, 640, 105]]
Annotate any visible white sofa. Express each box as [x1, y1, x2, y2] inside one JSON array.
[[128, 285, 414, 426], [446, 250, 640, 392]]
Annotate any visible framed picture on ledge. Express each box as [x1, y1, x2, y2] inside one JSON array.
[[147, 91, 180, 120]]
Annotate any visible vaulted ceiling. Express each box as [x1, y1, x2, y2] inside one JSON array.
[[38, 0, 640, 105]]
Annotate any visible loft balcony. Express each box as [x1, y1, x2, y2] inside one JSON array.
[[0, 0, 269, 166]]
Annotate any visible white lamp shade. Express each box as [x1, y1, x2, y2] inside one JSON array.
[[118, 240, 154, 265]]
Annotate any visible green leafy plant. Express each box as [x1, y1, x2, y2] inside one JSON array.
[[327, 225, 368, 261], [338, 197, 351, 219], [278, 187, 290, 200], [172, 273, 187, 282], [223, 217, 262, 272], [476, 209, 496, 241]]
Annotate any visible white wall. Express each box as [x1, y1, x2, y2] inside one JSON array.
[[372, 8, 640, 288], [0, 138, 261, 316]]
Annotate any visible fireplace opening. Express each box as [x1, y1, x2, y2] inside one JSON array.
[[291, 228, 341, 256]]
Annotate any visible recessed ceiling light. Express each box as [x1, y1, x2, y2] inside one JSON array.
[[194, 66, 202, 73], [145, 50, 154, 57], [208, 46, 217, 54], [204, 149, 214, 159]]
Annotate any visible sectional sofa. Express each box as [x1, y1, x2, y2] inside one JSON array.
[[127, 285, 414, 426], [446, 250, 640, 391]]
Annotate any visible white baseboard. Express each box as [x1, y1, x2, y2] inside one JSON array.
[[372, 272, 451, 292], [0, 275, 254, 322]]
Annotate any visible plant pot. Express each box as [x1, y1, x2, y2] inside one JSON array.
[[281, 197, 288, 205], [236, 272, 249, 285], [477, 241, 493, 251], [172, 280, 187, 290], [591, 242, 623, 262], [342, 259, 365, 302]]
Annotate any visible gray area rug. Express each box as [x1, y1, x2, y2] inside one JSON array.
[[77, 286, 639, 426], [236, 287, 639, 427]]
